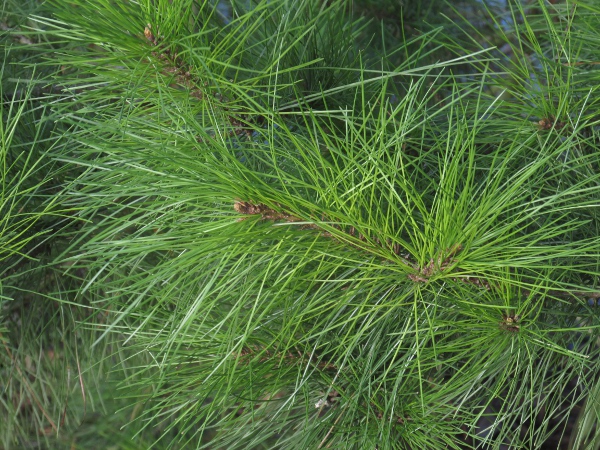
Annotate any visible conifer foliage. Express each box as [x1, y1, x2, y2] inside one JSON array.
[[3, 0, 600, 448]]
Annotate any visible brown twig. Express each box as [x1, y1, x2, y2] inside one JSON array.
[[234, 201, 303, 223], [143, 24, 204, 100], [234, 200, 414, 264], [143, 24, 258, 138], [232, 201, 600, 298], [537, 115, 567, 131], [407, 244, 490, 289], [408, 244, 463, 283]]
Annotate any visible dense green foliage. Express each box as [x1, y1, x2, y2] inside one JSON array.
[[2, 0, 600, 448]]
